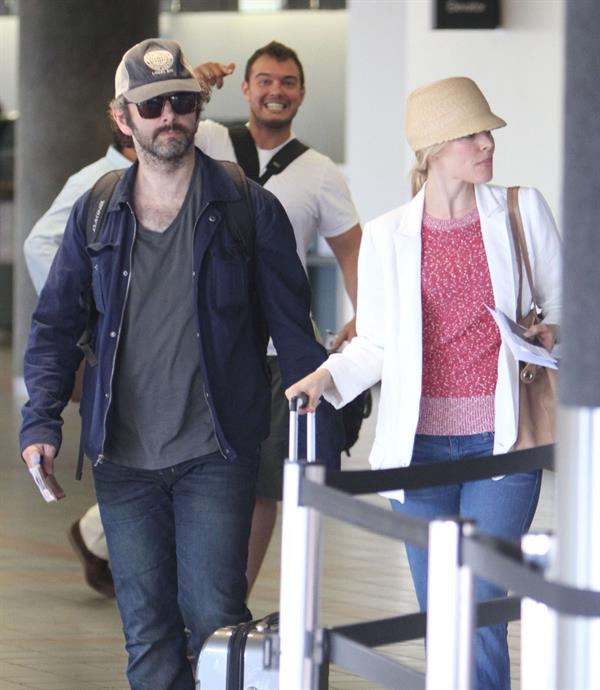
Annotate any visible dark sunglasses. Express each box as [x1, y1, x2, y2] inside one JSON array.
[[133, 92, 199, 119]]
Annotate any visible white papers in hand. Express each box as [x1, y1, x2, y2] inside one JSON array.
[[486, 306, 558, 370]]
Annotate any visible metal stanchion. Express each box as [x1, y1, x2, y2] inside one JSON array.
[[521, 532, 556, 690], [426, 519, 475, 690], [279, 402, 324, 690], [556, 407, 600, 689]]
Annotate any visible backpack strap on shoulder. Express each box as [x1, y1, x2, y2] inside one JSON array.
[[85, 169, 126, 244], [219, 160, 255, 256], [75, 168, 125, 481], [218, 159, 269, 368], [228, 124, 309, 187], [228, 125, 260, 182], [258, 138, 309, 186], [78, 169, 125, 368]]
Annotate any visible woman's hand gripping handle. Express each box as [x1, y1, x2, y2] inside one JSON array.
[[285, 368, 333, 414]]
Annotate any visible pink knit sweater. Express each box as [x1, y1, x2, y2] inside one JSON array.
[[416, 208, 501, 436]]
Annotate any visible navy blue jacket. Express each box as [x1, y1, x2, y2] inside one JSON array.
[[20, 149, 342, 468]]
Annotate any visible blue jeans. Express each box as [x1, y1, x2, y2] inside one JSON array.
[[93, 452, 257, 690], [390, 433, 541, 690]]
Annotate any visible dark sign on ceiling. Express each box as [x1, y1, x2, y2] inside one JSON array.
[[435, 0, 500, 29]]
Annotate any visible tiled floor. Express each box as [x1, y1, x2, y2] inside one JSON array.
[[0, 343, 554, 689]]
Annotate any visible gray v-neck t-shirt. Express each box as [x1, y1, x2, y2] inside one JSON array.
[[105, 156, 219, 469]]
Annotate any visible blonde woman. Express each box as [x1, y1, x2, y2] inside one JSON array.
[[286, 77, 561, 689]]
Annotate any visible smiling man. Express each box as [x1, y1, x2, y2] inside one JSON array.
[[242, 43, 304, 134], [195, 42, 362, 591], [19, 38, 341, 690]]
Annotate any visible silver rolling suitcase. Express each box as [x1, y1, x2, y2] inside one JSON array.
[[196, 399, 314, 690]]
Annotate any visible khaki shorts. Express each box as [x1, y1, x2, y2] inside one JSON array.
[[256, 357, 289, 501]]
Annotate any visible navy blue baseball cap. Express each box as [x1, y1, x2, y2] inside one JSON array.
[[115, 38, 202, 103]]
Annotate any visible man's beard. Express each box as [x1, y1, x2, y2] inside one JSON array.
[[253, 107, 294, 131], [257, 117, 292, 131], [127, 114, 198, 166]]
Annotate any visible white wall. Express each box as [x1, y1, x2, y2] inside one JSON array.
[[0, 1, 566, 220], [161, 10, 347, 162], [346, 0, 408, 225], [0, 11, 346, 161], [347, 0, 565, 224], [0, 16, 18, 114]]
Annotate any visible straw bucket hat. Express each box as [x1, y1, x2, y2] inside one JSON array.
[[405, 77, 506, 152]]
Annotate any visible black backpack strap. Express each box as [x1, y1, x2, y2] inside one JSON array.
[[228, 125, 260, 182], [75, 168, 124, 481], [228, 125, 309, 187], [77, 170, 125, 368], [258, 138, 309, 186], [75, 438, 85, 481], [85, 169, 125, 244], [219, 160, 255, 255], [218, 160, 269, 370]]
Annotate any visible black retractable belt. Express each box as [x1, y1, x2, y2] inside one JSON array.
[[227, 124, 309, 186], [326, 443, 554, 496]]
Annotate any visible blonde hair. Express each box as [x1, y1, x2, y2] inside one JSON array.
[[409, 141, 446, 197]]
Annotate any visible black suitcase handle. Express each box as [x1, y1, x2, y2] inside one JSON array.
[[226, 619, 255, 690], [225, 612, 280, 690], [288, 395, 316, 463]]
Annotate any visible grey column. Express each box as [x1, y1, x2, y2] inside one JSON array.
[[13, 0, 158, 379], [556, 1, 600, 688]]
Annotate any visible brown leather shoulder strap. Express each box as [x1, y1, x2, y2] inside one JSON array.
[[507, 187, 524, 320], [507, 186, 539, 320]]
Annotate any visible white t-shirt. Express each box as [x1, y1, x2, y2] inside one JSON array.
[[194, 119, 359, 270]]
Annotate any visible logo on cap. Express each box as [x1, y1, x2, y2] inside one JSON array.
[[143, 49, 174, 75]]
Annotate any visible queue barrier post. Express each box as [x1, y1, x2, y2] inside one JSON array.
[[426, 519, 476, 690], [279, 402, 324, 690], [278, 432, 560, 690], [520, 532, 556, 690]]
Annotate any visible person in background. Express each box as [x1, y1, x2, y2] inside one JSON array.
[[24, 124, 135, 294], [20, 38, 341, 690], [24, 123, 135, 599], [194, 41, 361, 590], [285, 76, 561, 690]]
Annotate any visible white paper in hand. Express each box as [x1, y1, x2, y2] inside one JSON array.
[[28, 452, 65, 502], [486, 306, 558, 370]]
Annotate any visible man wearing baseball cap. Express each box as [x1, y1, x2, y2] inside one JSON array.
[[19, 38, 341, 689]]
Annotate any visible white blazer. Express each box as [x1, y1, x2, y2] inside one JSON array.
[[323, 184, 561, 499]]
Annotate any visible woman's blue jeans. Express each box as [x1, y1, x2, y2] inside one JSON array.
[[390, 433, 542, 690], [93, 452, 257, 690]]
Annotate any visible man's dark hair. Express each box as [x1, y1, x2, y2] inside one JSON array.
[[109, 113, 134, 152], [244, 41, 305, 87]]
